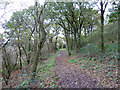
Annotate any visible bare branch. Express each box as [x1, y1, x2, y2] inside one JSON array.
[[103, 0, 108, 12], [96, 4, 101, 11], [103, 0, 107, 4]]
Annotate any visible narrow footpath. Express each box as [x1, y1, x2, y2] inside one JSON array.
[[55, 50, 97, 88]]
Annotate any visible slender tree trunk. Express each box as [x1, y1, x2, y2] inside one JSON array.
[[48, 43, 50, 54], [2, 46, 10, 85], [17, 29, 22, 69], [69, 34, 73, 51], [77, 34, 80, 52], [70, 37, 73, 50], [74, 31, 77, 53], [77, 30, 81, 52], [64, 30, 71, 56], [26, 54, 30, 64], [55, 37, 58, 51], [101, 1, 105, 53], [18, 45, 22, 70], [49, 37, 53, 53], [27, 39, 31, 64], [84, 28, 87, 38], [91, 25, 93, 35]]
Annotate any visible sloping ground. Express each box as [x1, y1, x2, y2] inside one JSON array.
[[77, 43, 118, 88], [55, 50, 97, 88], [2, 51, 60, 88]]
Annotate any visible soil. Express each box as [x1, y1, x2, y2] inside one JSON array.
[[55, 50, 98, 88]]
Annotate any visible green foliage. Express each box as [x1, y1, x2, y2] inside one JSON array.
[[55, 77, 59, 80], [38, 59, 55, 73], [84, 22, 118, 49], [38, 50, 61, 73], [16, 50, 61, 88], [105, 43, 118, 52], [21, 80, 27, 86], [78, 53, 117, 87], [1, 1, 118, 88], [89, 62, 95, 67], [108, 2, 118, 23], [80, 43, 117, 54], [36, 50, 61, 88], [67, 59, 79, 64], [80, 44, 100, 54]]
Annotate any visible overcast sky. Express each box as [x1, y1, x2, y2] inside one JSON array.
[[0, 0, 112, 34]]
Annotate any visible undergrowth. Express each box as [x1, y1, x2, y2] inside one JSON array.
[[34, 50, 61, 88], [67, 43, 118, 88], [15, 50, 61, 88], [80, 43, 117, 54]]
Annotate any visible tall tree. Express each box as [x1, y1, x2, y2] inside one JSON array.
[[32, 1, 47, 78], [100, 0, 108, 53]]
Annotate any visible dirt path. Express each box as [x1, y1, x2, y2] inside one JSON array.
[[55, 50, 97, 88]]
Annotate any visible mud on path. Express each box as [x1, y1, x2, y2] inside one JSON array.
[[55, 50, 97, 88]]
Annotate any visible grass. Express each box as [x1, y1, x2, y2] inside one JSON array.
[[36, 50, 61, 88], [67, 59, 79, 64], [15, 50, 61, 88]]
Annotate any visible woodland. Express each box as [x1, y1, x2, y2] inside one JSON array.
[[0, 0, 120, 88]]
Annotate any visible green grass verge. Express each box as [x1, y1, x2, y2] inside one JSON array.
[[36, 50, 61, 88]]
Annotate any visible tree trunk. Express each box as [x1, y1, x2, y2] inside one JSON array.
[[31, 1, 46, 79], [32, 34, 46, 78], [74, 32, 77, 53], [49, 37, 53, 54], [27, 39, 31, 64], [91, 25, 93, 35], [32, 22, 46, 79], [26, 54, 30, 64], [84, 28, 87, 38], [18, 45, 22, 70], [55, 37, 58, 51], [70, 34, 73, 51], [77, 32, 81, 52], [2, 46, 11, 85], [64, 30, 71, 56], [101, 1, 105, 53]]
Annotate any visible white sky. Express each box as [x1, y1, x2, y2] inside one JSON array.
[[0, 0, 112, 34]]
